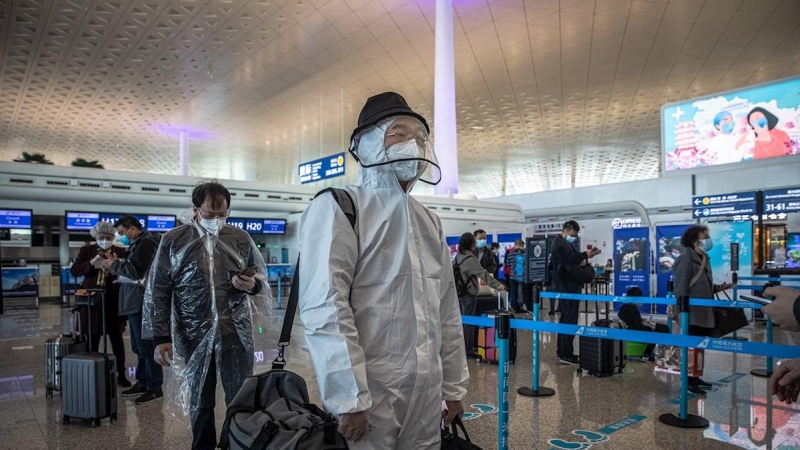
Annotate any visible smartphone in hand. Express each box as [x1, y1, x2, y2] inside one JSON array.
[[238, 266, 258, 278]]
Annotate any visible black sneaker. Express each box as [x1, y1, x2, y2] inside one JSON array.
[[117, 376, 132, 388], [688, 385, 707, 397], [135, 391, 163, 405], [548, 311, 556, 316], [121, 383, 146, 397], [695, 378, 712, 388], [559, 356, 580, 366]]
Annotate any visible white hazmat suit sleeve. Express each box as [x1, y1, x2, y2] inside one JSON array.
[[298, 193, 372, 415], [433, 214, 470, 401]]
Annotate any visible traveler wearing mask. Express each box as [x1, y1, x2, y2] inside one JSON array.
[[672, 225, 732, 396], [299, 92, 469, 449], [456, 232, 505, 355], [71, 221, 130, 387], [102, 215, 161, 403], [550, 221, 601, 365], [145, 182, 269, 450], [473, 229, 497, 275]]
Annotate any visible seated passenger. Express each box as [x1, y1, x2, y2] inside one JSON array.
[[617, 287, 669, 362]]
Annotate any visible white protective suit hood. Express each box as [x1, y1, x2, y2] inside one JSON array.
[[299, 110, 469, 448], [350, 117, 441, 192], [143, 207, 273, 425]]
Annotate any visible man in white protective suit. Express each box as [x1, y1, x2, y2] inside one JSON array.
[[298, 92, 470, 449]]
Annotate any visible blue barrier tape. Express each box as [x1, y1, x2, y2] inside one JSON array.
[[537, 291, 763, 310], [460, 316, 800, 359]]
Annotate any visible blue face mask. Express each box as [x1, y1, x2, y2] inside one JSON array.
[[476, 239, 487, 249], [117, 231, 131, 246], [699, 238, 713, 252], [721, 122, 734, 134], [753, 117, 768, 129], [565, 235, 577, 244]]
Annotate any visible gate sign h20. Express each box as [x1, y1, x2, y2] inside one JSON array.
[[299, 152, 346, 185], [692, 191, 757, 218]]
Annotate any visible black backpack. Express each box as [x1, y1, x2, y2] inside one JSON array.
[[219, 188, 356, 450], [453, 256, 469, 297]]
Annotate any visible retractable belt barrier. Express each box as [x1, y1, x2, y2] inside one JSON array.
[[461, 285, 800, 436]]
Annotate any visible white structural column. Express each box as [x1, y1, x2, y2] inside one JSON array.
[[179, 131, 189, 176], [434, 0, 458, 195]]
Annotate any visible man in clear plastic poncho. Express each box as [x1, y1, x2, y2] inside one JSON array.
[[143, 181, 271, 450], [299, 92, 469, 449]]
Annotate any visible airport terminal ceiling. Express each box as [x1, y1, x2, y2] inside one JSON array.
[[0, 0, 798, 198]]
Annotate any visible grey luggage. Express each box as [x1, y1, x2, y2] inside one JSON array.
[[45, 309, 88, 397], [62, 289, 118, 426], [577, 301, 626, 377]]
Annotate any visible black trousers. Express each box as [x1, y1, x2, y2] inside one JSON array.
[[556, 285, 582, 358], [644, 324, 670, 356], [459, 294, 477, 352], [190, 337, 254, 450], [89, 331, 126, 376]]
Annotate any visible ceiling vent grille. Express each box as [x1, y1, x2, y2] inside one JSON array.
[[596, 213, 606, 218], [267, 195, 281, 200], [623, 212, 634, 216], [79, 182, 100, 188], [10, 178, 34, 184], [47, 180, 69, 186], [111, 185, 131, 190], [244, 193, 259, 198], [288, 196, 303, 201], [141, 187, 160, 192], [169, 188, 186, 193]]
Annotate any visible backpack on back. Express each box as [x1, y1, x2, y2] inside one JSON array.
[[219, 188, 355, 450], [453, 257, 469, 297]]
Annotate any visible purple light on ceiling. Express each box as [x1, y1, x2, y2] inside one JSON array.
[[153, 124, 215, 140]]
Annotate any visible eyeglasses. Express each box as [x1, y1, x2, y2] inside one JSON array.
[[385, 132, 428, 147], [197, 207, 230, 220]]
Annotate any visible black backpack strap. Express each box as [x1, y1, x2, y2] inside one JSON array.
[[271, 188, 357, 371]]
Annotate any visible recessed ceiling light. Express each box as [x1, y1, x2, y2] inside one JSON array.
[[470, 126, 483, 130]]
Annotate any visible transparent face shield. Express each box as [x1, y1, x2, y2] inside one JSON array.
[[142, 208, 274, 426], [349, 116, 442, 185]]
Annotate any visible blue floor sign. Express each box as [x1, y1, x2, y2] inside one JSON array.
[[549, 414, 647, 450], [461, 404, 499, 421]]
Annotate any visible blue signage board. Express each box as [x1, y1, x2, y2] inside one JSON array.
[[692, 191, 758, 218], [0, 210, 32, 229], [244, 219, 263, 234], [147, 215, 176, 232], [763, 187, 800, 213], [66, 211, 100, 230], [613, 227, 650, 305], [262, 219, 286, 235], [299, 152, 346, 184], [525, 237, 548, 284]]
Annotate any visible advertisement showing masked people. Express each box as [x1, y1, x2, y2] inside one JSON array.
[[70, 221, 130, 387], [550, 220, 602, 366], [99, 215, 161, 403], [298, 92, 469, 449], [142, 181, 271, 450]]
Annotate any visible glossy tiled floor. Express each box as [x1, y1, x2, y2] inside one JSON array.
[[1, 300, 799, 450]]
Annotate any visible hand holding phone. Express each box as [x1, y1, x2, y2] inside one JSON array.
[[741, 295, 773, 306], [239, 266, 258, 278]]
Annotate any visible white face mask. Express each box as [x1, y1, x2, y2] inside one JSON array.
[[96, 239, 112, 250], [387, 139, 426, 182], [200, 218, 225, 235]]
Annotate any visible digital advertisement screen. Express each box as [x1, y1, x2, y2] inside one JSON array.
[[146, 215, 176, 232], [662, 77, 800, 172], [0, 209, 32, 229], [66, 212, 100, 231], [787, 233, 800, 269], [262, 219, 286, 235], [226, 217, 246, 230]]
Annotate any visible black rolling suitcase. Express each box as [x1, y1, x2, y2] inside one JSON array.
[[45, 309, 88, 397], [62, 289, 118, 426], [578, 301, 625, 377]]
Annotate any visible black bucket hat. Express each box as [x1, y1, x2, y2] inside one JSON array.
[[349, 92, 430, 143]]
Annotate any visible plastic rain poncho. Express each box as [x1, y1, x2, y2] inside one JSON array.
[[298, 117, 469, 449], [143, 209, 273, 425]]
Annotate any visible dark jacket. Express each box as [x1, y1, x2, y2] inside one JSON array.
[[549, 235, 589, 293], [672, 249, 715, 329], [71, 244, 125, 336], [474, 247, 498, 276], [455, 252, 503, 297], [147, 224, 263, 356], [112, 231, 161, 317]]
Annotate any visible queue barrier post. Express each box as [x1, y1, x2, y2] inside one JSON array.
[[659, 295, 709, 429], [496, 313, 511, 450], [666, 280, 674, 335], [518, 285, 555, 398], [276, 277, 283, 309]]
